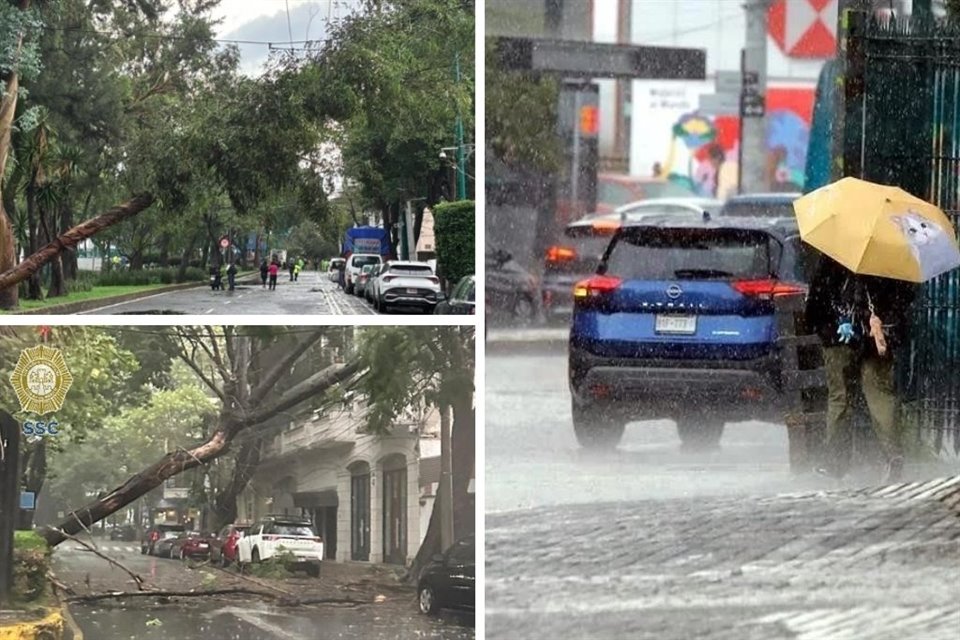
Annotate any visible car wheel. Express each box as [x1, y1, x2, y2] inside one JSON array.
[[180, 548, 187, 561], [418, 585, 438, 615], [676, 418, 724, 451], [306, 563, 320, 578], [141, 545, 147, 555], [251, 548, 260, 564], [571, 400, 625, 449]]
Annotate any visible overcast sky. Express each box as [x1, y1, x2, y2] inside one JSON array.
[[210, 0, 361, 75]]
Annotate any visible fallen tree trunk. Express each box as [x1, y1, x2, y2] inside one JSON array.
[[0, 193, 155, 295], [41, 360, 360, 547]]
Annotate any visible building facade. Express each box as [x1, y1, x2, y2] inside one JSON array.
[[239, 399, 440, 565]]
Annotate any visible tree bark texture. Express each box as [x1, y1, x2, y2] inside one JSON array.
[[0, 61, 21, 309], [0, 193, 155, 296]]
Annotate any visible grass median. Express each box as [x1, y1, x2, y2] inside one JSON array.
[[0, 284, 172, 314]]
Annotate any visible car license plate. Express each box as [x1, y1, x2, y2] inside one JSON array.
[[406, 288, 417, 294], [655, 314, 696, 334]]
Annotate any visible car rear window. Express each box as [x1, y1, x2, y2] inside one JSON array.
[[352, 256, 381, 267], [605, 228, 780, 281], [266, 523, 315, 537], [721, 200, 796, 218], [390, 265, 433, 274]]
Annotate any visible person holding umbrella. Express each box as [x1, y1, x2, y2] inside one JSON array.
[[797, 178, 960, 483]]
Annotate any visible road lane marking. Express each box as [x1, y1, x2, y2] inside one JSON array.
[[208, 607, 301, 639]]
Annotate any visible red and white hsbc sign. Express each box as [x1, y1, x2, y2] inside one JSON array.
[[768, 0, 838, 59]]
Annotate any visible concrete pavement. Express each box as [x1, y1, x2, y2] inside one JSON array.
[[79, 271, 378, 315], [487, 478, 960, 639]]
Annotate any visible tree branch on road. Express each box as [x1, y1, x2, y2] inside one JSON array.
[[65, 588, 368, 608], [52, 529, 151, 591]]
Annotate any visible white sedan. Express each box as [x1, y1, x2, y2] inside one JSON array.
[[371, 261, 442, 313]]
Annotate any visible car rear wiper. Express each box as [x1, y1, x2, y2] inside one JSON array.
[[672, 268, 734, 279]]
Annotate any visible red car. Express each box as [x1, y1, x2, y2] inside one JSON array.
[[168, 531, 212, 561], [211, 524, 250, 567]]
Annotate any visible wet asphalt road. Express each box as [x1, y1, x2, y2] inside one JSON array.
[[79, 271, 378, 315], [485, 346, 960, 639], [486, 348, 960, 513], [53, 542, 473, 639]]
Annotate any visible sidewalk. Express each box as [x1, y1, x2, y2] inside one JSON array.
[[486, 327, 568, 352], [487, 476, 960, 639]]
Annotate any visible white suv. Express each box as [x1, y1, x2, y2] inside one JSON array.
[[344, 254, 382, 294], [237, 516, 323, 577], [372, 261, 442, 313]]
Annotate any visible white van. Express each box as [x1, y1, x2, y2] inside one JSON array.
[[344, 254, 382, 294]]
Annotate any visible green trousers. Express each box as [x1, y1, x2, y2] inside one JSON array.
[[823, 345, 902, 475]]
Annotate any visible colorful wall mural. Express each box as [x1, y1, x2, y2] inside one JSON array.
[[652, 87, 816, 199]]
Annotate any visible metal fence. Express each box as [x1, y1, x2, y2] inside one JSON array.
[[842, 12, 960, 451]]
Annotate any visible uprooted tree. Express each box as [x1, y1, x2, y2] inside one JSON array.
[[40, 326, 361, 547]]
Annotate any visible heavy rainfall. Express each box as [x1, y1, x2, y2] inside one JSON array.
[[0, 326, 475, 638], [486, 1, 960, 639]]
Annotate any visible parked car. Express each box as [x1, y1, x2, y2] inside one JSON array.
[[364, 263, 383, 303], [237, 515, 323, 577], [434, 275, 475, 315], [568, 216, 813, 450], [417, 535, 475, 615], [370, 261, 443, 313], [141, 524, 185, 555], [355, 263, 376, 297], [344, 253, 383, 293], [210, 523, 251, 567], [327, 258, 345, 282], [720, 192, 801, 219], [168, 531, 212, 561], [595, 173, 697, 213], [486, 248, 538, 324], [615, 196, 723, 219], [151, 529, 187, 558], [110, 524, 137, 541]]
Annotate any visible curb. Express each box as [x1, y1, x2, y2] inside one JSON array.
[[485, 329, 569, 353], [11, 272, 262, 315], [0, 609, 64, 640], [12, 281, 205, 315]]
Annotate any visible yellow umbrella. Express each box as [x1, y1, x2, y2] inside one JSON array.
[[793, 176, 960, 283]]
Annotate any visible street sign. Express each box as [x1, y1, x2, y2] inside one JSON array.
[[20, 491, 35, 510], [715, 71, 741, 94], [219, 236, 230, 249], [741, 92, 766, 118], [698, 93, 740, 116]]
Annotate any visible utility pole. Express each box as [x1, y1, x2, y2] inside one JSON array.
[[454, 52, 467, 200], [439, 405, 454, 550], [0, 411, 20, 609], [741, 0, 772, 193]]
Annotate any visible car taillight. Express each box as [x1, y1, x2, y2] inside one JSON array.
[[546, 245, 577, 262], [573, 275, 623, 299], [383, 275, 395, 282], [731, 279, 806, 299]]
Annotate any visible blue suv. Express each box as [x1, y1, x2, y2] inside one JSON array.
[[568, 216, 813, 449]]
